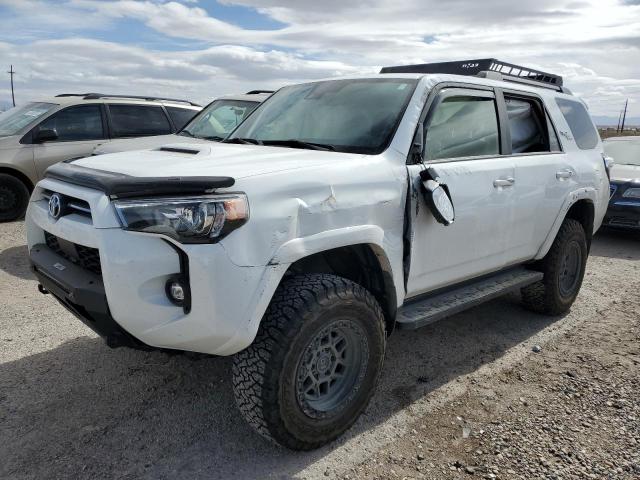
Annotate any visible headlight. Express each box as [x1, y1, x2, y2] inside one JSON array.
[[113, 194, 249, 243], [622, 188, 640, 199]]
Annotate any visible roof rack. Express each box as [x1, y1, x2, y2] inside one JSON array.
[[54, 93, 201, 107], [380, 58, 566, 92], [245, 90, 274, 95]]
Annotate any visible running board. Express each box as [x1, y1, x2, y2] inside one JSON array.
[[397, 268, 543, 330]]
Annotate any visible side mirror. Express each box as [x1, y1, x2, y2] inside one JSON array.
[[34, 128, 58, 143], [419, 169, 455, 226]]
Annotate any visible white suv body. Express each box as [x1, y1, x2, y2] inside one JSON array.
[[26, 62, 608, 449]]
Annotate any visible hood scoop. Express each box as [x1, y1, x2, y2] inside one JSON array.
[[157, 143, 211, 155]]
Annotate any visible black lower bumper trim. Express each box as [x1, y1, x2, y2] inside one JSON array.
[[30, 243, 151, 350]]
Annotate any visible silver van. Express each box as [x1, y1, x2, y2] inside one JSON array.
[[0, 93, 200, 221]]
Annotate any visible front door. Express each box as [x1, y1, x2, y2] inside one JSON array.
[[32, 104, 107, 178], [406, 88, 516, 297]]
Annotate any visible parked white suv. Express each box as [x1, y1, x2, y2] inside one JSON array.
[[26, 59, 609, 450], [0, 93, 200, 221]]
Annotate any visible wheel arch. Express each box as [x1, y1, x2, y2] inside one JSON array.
[[0, 166, 34, 192], [280, 243, 398, 334], [535, 188, 597, 260]]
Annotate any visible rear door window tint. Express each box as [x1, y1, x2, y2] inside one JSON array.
[[555, 98, 599, 150], [38, 105, 105, 141], [109, 105, 172, 137], [425, 95, 500, 160]]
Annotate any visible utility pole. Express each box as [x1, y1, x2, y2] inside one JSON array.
[[616, 109, 623, 133], [7, 65, 15, 107], [620, 99, 628, 133]]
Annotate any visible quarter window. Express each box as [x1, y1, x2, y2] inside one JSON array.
[[109, 105, 172, 137], [555, 98, 599, 150], [166, 107, 198, 131], [37, 105, 105, 142], [425, 95, 500, 160]]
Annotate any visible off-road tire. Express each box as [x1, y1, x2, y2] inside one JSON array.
[[521, 218, 588, 315], [232, 273, 386, 450], [0, 174, 30, 222]]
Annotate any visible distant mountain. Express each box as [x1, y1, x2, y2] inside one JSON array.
[[592, 115, 640, 128]]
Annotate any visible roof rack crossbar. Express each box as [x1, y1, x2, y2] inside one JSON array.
[[245, 90, 275, 95], [380, 58, 565, 91], [55, 93, 201, 107]]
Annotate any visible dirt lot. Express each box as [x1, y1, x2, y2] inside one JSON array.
[[1, 221, 638, 480]]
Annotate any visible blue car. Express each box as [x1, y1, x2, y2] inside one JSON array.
[[604, 136, 640, 230]]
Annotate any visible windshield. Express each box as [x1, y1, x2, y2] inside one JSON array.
[[0, 102, 56, 137], [227, 78, 418, 154], [180, 99, 260, 141], [604, 139, 640, 166]]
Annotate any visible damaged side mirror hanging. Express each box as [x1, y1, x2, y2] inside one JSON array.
[[412, 126, 455, 226], [419, 167, 455, 226]]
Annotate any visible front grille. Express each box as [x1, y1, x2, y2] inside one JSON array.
[[44, 232, 101, 275], [42, 189, 92, 220], [608, 217, 640, 228]]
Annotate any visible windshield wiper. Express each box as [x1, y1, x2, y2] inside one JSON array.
[[261, 139, 335, 151], [224, 137, 263, 145], [201, 135, 224, 142], [178, 130, 195, 138]]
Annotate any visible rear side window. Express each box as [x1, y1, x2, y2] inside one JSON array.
[[109, 105, 172, 137], [38, 105, 105, 141], [555, 98, 599, 150], [504, 96, 549, 154], [425, 95, 500, 160], [166, 107, 197, 131]]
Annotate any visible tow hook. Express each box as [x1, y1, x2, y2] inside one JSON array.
[[37, 284, 49, 295]]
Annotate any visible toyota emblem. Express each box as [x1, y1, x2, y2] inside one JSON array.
[[48, 193, 62, 219]]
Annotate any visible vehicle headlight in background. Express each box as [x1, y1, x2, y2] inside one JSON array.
[[113, 194, 249, 243], [622, 188, 640, 199]]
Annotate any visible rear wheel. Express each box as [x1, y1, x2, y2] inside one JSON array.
[[232, 273, 386, 450], [521, 218, 588, 315], [0, 174, 30, 222]]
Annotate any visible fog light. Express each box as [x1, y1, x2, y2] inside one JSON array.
[[166, 277, 186, 306]]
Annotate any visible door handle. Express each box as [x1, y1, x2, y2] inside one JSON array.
[[493, 177, 515, 187], [556, 169, 574, 179]]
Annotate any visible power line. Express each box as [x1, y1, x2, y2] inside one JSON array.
[[7, 65, 15, 107]]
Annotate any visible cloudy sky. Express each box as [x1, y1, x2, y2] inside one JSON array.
[[0, 0, 638, 120]]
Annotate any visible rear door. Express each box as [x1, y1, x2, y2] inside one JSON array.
[[496, 90, 571, 263], [406, 86, 517, 296], [32, 104, 107, 177]]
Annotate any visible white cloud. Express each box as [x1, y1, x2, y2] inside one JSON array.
[[0, 0, 638, 115]]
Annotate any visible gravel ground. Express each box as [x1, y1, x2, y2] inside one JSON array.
[[0, 220, 638, 479]]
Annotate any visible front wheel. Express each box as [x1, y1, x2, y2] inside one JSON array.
[[0, 174, 30, 222], [521, 218, 588, 315], [232, 273, 386, 450]]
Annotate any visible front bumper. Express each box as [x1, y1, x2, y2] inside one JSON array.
[[26, 178, 288, 355], [604, 182, 640, 230], [30, 243, 148, 349]]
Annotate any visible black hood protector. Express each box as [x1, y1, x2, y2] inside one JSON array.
[[45, 161, 235, 199]]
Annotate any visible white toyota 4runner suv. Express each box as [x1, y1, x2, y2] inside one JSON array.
[[26, 59, 609, 450]]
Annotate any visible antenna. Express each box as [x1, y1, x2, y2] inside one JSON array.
[[7, 65, 15, 107]]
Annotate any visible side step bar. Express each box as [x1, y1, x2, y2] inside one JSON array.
[[396, 267, 543, 330]]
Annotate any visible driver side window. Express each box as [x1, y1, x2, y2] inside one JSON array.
[[424, 94, 500, 161]]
